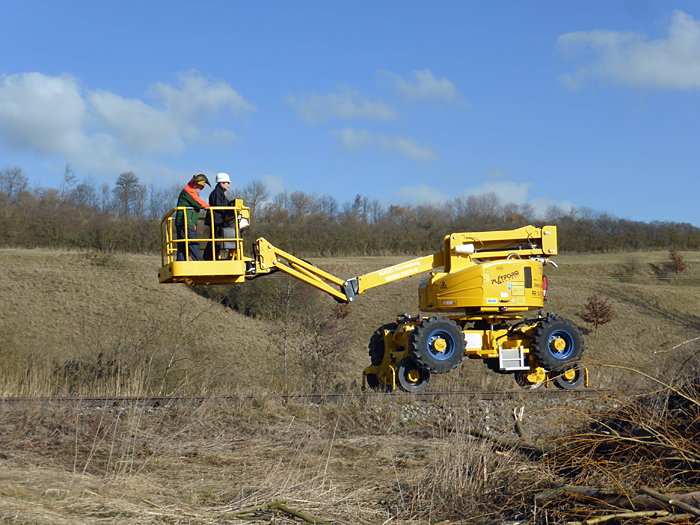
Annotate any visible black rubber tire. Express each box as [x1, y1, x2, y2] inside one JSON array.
[[409, 317, 465, 374], [368, 323, 396, 367], [396, 358, 430, 393], [365, 373, 392, 392], [366, 373, 379, 389], [553, 364, 585, 390], [530, 315, 584, 371]]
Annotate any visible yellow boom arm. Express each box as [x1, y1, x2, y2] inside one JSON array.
[[253, 239, 350, 303], [343, 252, 445, 299], [252, 225, 556, 303], [158, 200, 557, 306]]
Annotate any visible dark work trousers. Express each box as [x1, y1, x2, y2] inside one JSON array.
[[176, 223, 203, 261], [203, 226, 225, 260]]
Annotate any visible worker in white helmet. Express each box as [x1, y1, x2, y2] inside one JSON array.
[[204, 173, 232, 260]]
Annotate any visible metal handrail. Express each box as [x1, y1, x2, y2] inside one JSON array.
[[159, 205, 246, 264]]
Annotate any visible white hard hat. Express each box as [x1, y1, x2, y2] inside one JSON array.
[[216, 172, 230, 184]]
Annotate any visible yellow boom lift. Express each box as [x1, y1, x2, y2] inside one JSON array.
[[159, 201, 587, 392]]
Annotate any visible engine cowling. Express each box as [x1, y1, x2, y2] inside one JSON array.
[[418, 259, 546, 313]]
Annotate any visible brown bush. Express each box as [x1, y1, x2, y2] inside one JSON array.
[[579, 294, 615, 337]]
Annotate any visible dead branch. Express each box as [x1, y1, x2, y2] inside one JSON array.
[[270, 501, 332, 525], [225, 500, 332, 524], [534, 484, 700, 516], [649, 513, 695, 523], [638, 486, 700, 517], [534, 485, 629, 506], [461, 426, 549, 457], [513, 406, 530, 446], [567, 510, 671, 525]]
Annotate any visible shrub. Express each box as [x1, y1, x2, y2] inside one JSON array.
[[666, 248, 687, 275], [579, 294, 614, 338]]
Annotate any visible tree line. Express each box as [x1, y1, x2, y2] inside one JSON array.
[[1, 165, 699, 255]]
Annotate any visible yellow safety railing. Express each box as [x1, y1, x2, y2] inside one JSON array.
[[158, 199, 252, 285], [160, 201, 250, 263]]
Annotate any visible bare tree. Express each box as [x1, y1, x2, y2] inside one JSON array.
[[319, 194, 339, 218], [368, 199, 383, 224], [416, 204, 448, 230], [519, 202, 537, 223], [73, 176, 98, 208], [271, 279, 300, 394], [339, 200, 355, 222], [241, 180, 269, 223], [450, 192, 502, 219], [59, 163, 77, 201], [272, 191, 288, 209], [545, 204, 566, 223], [466, 193, 498, 218], [132, 184, 148, 218], [0, 166, 29, 202], [508, 211, 527, 224], [100, 183, 113, 212], [144, 183, 182, 220], [501, 202, 520, 221], [387, 205, 418, 228], [577, 206, 598, 221], [351, 194, 370, 222], [288, 191, 313, 221], [147, 183, 161, 219], [297, 303, 350, 393], [112, 172, 140, 216]]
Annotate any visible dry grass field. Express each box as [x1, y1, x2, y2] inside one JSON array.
[[0, 392, 612, 524], [1, 247, 700, 523], [1, 247, 699, 395]]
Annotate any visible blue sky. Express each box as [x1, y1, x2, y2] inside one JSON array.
[[2, 1, 700, 225]]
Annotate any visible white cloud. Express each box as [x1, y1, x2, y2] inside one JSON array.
[[90, 71, 255, 154], [0, 71, 255, 177], [456, 181, 577, 220], [558, 10, 700, 89], [0, 72, 87, 153], [456, 180, 533, 205], [90, 89, 188, 154], [204, 128, 242, 147], [0, 72, 132, 175], [378, 68, 469, 107], [393, 184, 450, 206], [150, 71, 255, 118], [529, 197, 577, 219], [262, 173, 286, 195], [331, 128, 440, 162], [390, 179, 575, 219], [284, 87, 397, 124]]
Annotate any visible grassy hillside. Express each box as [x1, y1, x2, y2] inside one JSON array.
[[1, 248, 699, 396]]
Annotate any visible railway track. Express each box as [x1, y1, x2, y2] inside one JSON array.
[[0, 388, 645, 408]]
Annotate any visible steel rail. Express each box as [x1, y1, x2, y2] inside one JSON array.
[[0, 388, 647, 408]]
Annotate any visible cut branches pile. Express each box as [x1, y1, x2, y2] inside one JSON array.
[[529, 357, 700, 524]]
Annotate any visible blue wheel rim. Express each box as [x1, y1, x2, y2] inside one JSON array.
[[427, 330, 456, 361], [547, 330, 575, 360]]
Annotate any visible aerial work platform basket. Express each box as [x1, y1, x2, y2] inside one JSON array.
[[158, 199, 252, 286]]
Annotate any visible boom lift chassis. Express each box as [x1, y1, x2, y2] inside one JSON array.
[[159, 201, 587, 392]]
